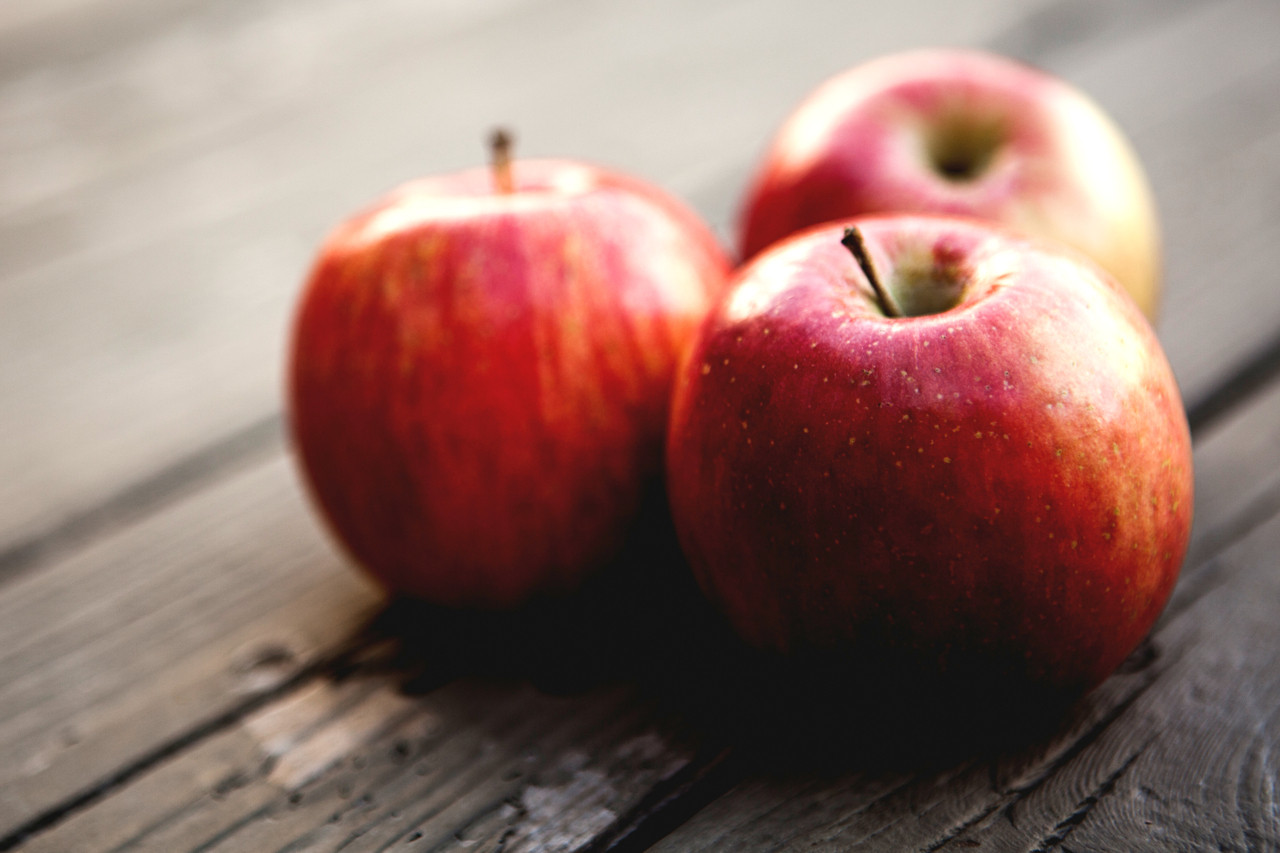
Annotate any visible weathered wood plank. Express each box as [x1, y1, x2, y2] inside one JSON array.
[[622, 353, 1280, 853], [0, 460, 718, 851], [10, 364, 1278, 853], [935, 462, 1280, 850], [6, 352, 1280, 851], [0, 456, 382, 842], [644, 374, 1280, 853], [17, 677, 699, 853], [3, 0, 1280, 850]]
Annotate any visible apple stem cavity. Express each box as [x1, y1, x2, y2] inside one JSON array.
[[490, 127, 515, 194], [842, 226, 901, 318], [927, 115, 1004, 182]]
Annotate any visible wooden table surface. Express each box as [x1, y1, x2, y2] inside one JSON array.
[[4, 0, 1280, 850]]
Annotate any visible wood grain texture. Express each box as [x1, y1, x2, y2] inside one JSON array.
[[936, 492, 1280, 851], [3, 0, 1280, 850], [5, 364, 1279, 852], [20, 677, 701, 853], [0, 456, 719, 851], [0, 456, 381, 842], [646, 369, 1280, 852]]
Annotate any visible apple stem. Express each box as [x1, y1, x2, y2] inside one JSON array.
[[842, 227, 900, 318], [490, 127, 515, 194]]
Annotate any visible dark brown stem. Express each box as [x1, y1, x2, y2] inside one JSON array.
[[490, 127, 515, 194], [842, 226, 899, 318]]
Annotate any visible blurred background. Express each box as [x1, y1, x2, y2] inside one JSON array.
[[1, 0, 1275, 567]]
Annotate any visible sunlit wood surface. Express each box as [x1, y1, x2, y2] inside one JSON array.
[[4, 1, 1280, 850]]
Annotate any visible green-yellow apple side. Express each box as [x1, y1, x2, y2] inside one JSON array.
[[289, 138, 731, 608], [738, 49, 1162, 321], [667, 214, 1192, 705]]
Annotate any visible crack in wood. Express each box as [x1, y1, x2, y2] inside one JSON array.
[[101, 760, 280, 853], [914, 645, 1165, 851], [1008, 680, 1157, 802], [7, 361, 1280, 851], [179, 686, 456, 853], [1234, 702, 1280, 851], [1025, 740, 1151, 852], [578, 744, 740, 853], [923, 802, 1006, 853], [327, 724, 533, 853], [421, 794, 527, 853], [373, 699, 653, 853], [7, 344, 1280, 851], [0, 630, 370, 853], [922, 478, 1280, 849], [1, 0, 1278, 851]]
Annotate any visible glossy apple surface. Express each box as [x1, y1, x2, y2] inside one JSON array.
[[738, 49, 1162, 320], [290, 158, 730, 608], [667, 215, 1191, 702]]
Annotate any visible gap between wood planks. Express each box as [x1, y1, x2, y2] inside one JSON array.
[[3, 312, 1276, 598], [0, 332, 1276, 853], [0, 0, 1246, 607], [1021, 740, 1150, 853], [0, 630, 373, 852], [0, 413, 282, 589], [1185, 330, 1280, 434], [0, 4, 1247, 847]]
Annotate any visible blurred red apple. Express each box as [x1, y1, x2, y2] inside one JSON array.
[[667, 214, 1192, 701], [290, 133, 731, 608], [738, 49, 1162, 319]]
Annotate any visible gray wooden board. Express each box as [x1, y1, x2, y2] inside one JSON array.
[[935, 513, 1280, 849], [18, 679, 698, 853], [646, 376, 1280, 852], [0, 456, 383, 839], [3, 0, 1280, 850], [4, 362, 1280, 851], [0, 440, 721, 850]]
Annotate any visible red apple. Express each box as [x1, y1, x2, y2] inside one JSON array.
[[666, 215, 1192, 702], [738, 49, 1162, 320], [289, 134, 731, 608]]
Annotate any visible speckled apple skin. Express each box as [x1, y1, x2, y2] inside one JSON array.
[[739, 49, 1161, 320], [667, 215, 1191, 697], [290, 161, 730, 608]]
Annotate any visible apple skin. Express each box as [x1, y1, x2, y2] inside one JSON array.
[[666, 214, 1192, 702], [289, 159, 730, 608], [738, 49, 1162, 320]]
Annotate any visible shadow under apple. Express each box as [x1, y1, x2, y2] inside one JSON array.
[[334, 486, 1154, 775]]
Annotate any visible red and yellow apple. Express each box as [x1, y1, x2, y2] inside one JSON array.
[[289, 136, 730, 608], [667, 214, 1192, 701], [737, 49, 1162, 320]]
